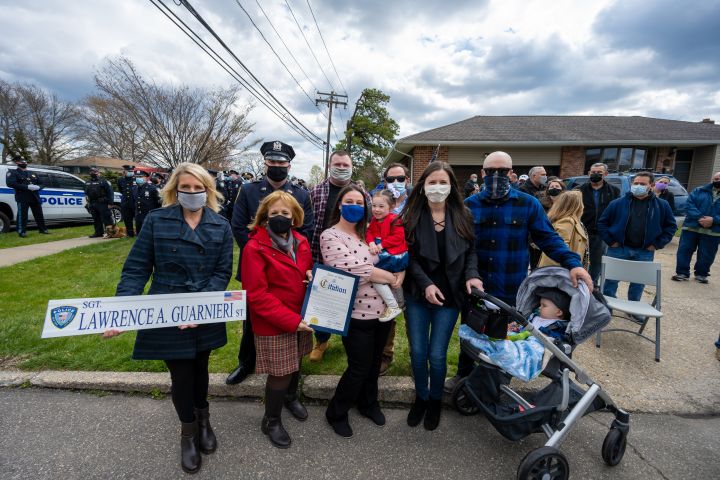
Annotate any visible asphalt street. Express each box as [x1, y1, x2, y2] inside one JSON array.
[[0, 388, 717, 480]]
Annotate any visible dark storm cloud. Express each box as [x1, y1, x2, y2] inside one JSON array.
[[593, 0, 720, 66]]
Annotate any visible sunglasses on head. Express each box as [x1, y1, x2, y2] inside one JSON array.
[[483, 168, 510, 177], [385, 175, 406, 183]]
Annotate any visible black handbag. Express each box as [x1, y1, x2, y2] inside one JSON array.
[[464, 291, 509, 339]]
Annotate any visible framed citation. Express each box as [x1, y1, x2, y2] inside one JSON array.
[[301, 263, 359, 336]]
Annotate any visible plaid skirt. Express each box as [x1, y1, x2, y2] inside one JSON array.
[[254, 331, 313, 376]]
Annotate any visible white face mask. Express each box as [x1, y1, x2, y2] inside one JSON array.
[[425, 184, 451, 203], [177, 190, 207, 212], [329, 166, 352, 182]]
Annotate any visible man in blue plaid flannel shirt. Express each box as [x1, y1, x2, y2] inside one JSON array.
[[445, 151, 594, 392]]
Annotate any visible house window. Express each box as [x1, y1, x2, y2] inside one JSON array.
[[584, 147, 649, 172]]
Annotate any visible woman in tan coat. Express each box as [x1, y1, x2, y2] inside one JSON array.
[[539, 190, 589, 269]]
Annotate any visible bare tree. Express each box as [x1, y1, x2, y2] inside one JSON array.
[[78, 95, 150, 162], [18, 84, 82, 165], [234, 151, 266, 179], [0, 80, 30, 163], [93, 56, 256, 168], [307, 164, 324, 188]]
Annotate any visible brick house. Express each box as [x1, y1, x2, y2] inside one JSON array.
[[386, 116, 720, 191]]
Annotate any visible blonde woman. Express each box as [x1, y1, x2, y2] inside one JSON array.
[[106, 162, 233, 474], [538, 190, 589, 269]]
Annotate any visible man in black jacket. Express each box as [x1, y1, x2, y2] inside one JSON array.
[[6, 156, 49, 237], [578, 163, 620, 283], [84, 167, 115, 238]]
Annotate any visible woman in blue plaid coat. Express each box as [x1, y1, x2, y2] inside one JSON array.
[[107, 163, 233, 474]]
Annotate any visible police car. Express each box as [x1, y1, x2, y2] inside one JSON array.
[[0, 164, 122, 233]]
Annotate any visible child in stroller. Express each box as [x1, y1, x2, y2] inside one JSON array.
[[452, 267, 630, 480]]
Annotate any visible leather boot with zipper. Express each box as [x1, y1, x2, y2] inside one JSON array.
[[180, 420, 202, 474], [261, 385, 292, 448], [284, 372, 308, 421], [194, 406, 217, 454]]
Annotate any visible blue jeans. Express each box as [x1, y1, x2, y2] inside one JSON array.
[[405, 295, 459, 400], [676, 229, 720, 278], [602, 245, 655, 301]]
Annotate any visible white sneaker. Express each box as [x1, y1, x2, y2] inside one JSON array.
[[378, 306, 402, 322]]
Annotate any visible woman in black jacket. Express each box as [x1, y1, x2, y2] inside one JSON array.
[[402, 162, 484, 430], [654, 176, 676, 213], [105, 162, 233, 474]]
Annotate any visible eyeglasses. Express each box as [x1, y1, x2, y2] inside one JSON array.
[[483, 168, 510, 177], [385, 175, 406, 183]]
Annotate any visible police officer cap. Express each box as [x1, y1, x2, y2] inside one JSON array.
[[261, 141, 295, 162], [207, 169, 218, 176], [13, 155, 26, 164], [228, 169, 239, 175], [122, 164, 134, 171], [134, 170, 149, 177], [89, 167, 100, 174]]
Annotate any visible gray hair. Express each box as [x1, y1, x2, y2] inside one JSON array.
[[590, 163, 609, 172], [528, 166, 545, 177]]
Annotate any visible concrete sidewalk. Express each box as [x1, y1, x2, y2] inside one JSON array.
[[0, 236, 117, 267], [1, 238, 718, 415]]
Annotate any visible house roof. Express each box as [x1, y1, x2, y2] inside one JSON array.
[[398, 116, 720, 144]]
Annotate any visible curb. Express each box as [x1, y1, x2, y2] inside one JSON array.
[[2, 370, 719, 416]]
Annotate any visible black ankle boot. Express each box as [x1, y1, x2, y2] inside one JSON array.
[[180, 421, 202, 474], [424, 398, 442, 431], [194, 407, 217, 454], [262, 386, 291, 448], [407, 395, 428, 427], [284, 373, 308, 420]]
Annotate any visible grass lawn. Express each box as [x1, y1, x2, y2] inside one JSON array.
[[0, 239, 461, 377], [0, 224, 95, 249]]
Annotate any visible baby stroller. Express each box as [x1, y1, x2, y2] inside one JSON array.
[[452, 267, 630, 480]]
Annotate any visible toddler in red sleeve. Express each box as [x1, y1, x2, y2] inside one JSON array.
[[366, 189, 409, 321]]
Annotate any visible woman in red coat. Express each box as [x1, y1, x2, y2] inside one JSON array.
[[241, 190, 314, 449]]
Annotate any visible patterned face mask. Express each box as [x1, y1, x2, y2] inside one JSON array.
[[484, 172, 510, 199]]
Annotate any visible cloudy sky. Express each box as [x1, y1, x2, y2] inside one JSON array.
[[1, 0, 719, 178]]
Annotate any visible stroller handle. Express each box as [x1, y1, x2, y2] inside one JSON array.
[[470, 288, 529, 327]]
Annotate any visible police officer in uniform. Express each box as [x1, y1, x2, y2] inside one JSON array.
[[84, 167, 114, 238], [224, 169, 242, 223], [226, 140, 315, 385], [6, 156, 49, 237], [134, 170, 161, 233], [117, 165, 137, 237]]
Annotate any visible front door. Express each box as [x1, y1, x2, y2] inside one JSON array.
[[674, 150, 693, 188]]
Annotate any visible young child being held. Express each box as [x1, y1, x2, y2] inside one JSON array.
[[366, 189, 409, 321]]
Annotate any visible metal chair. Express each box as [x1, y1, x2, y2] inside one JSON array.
[[596, 255, 663, 361]]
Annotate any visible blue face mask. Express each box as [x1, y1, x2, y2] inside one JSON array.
[[630, 184, 648, 197], [135, 178, 145, 185], [125, 172, 133, 177], [340, 204, 365, 223], [389, 181, 407, 198]]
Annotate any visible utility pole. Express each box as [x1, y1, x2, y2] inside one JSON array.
[[316, 91, 347, 177]]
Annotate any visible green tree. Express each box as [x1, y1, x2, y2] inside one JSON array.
[[335, 88, 399, 188]]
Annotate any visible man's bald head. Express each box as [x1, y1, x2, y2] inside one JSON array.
[[483, 151, 513, 169]]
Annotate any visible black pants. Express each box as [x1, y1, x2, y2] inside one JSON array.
[[120, 203, 135, 236], [135, 213, 148, 234], [326, 319, 391, 421], [16, 199, 46, 234], [89, 202, 112, 235], [588, 233, 607, 285], [237, 310, 256, 370], [165, 350, 212, 423]]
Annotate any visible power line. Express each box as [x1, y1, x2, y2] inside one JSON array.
[[176, 0, 324, 146], [149, 0, 323, 148], [305, 0, 347, 94], [283, 0, 336, 92]]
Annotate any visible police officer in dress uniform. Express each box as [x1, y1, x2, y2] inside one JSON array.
[[226, 140, 315, 385], [224, 169, 242, 223], [6, 156, 49, 237], [134, 170, 161, 233], [117, 164, 137, 237], [84, 167, 114, 238]]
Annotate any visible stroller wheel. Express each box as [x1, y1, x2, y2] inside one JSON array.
[[517, 447, 569, 480], [601, 428, 627, 466], [451, 378, 479, 416]]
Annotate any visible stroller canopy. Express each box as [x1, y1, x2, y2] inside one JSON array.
[[515, 267, 610, 344]]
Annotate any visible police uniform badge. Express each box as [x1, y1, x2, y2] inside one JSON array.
[[273, 141, 282, 151], [50, 306, 78, 329]]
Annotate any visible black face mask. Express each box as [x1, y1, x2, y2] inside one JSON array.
[[589, 173, 603, 183], [17, 163, 27, 169], [268, 215, 292, 234], [713, 181, 720, 189], [266, 166, 289, 182], [90, 173, 99, 179], [547, 188, 562, 197]]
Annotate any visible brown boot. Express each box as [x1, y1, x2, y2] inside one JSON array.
[[309, 341, 329, 362]]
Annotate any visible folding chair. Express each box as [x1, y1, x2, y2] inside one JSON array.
[[596, 255, 663, 361]]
